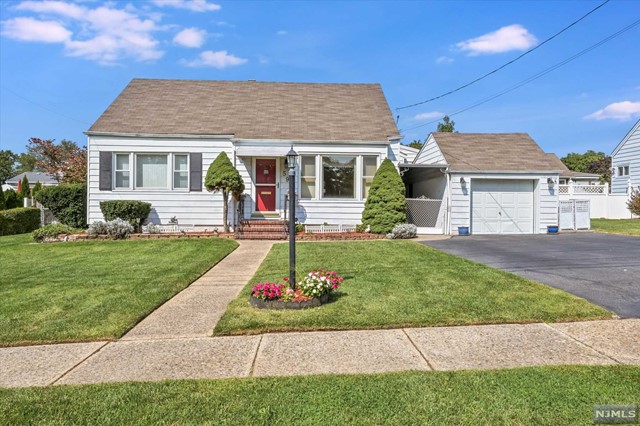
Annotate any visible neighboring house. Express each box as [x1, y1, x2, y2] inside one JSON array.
[[611, 119, 640, 194], [544, 154, 601, 185], [86, 78, 401, 228], [404, 133, 563, 235], [399, 144, 419, 164], [5, 172, 58, 191]]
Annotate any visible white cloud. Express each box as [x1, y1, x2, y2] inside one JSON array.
[[2, 1, 163, 64], [183, 50, 247, 68], [173, 27, 206, 48], [435, 56, 453, 65], [414, 111, 445, 121], [258, 55, 269, 64], [456, 24, 537, 55], [276, 30, 288, 36], [1, 17, 71, 43], [584, 101, 640, 121], [151, 0, 221, 12]]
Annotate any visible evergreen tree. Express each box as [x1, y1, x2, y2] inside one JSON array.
[[361, 158, 407, 234], [19, 175, 30, 199], [436, 116, 456, 132], [204, 151, 245, 233], [31, 181, 43, 198], [4, 189, 20, 209], [0, 187, 5, 210]]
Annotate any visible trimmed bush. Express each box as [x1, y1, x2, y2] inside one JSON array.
[[34, 184, 87, 228], [628, 188, 640, 216], [4, 189, 20, 210], [88, 219, 133, 239], [361, 158, 407, 234], [100, 200, 151, 232], [32, 223, 77, 242], [205, 151, 245, 233], [0, 207, 40, 236], [386, 223, 417, 239]]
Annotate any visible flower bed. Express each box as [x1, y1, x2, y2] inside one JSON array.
[[249, 269, 344, 310], [68, 232, 236, 241]]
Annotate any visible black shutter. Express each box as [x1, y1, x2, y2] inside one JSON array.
[[190, 153, 202, 192], [99, 152, 112, 191]]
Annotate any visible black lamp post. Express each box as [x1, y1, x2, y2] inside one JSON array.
[[286, 146, 298, 290]]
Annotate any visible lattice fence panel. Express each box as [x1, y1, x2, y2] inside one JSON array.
[[406, 198, 442, 228]]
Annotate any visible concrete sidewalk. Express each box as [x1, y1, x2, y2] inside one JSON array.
[[1, 319, 638, 388]]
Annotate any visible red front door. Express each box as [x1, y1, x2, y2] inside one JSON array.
[[255, 158, 276, 212]]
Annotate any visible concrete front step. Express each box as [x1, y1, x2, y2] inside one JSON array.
[[236, 233, 287, 240], [241, 219, 287, 226]]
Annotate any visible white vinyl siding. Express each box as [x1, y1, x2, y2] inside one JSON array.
[[611, 121, 640, 194], [414, 134, 446, 165]]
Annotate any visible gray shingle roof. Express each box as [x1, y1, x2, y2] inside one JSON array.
[[432, 132, 563, 172], [7, 172, 57, 185], [88, 79, 400, 141]]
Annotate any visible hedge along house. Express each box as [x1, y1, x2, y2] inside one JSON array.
[[402, 133, 563, 235], [86, 79, 401, 229]]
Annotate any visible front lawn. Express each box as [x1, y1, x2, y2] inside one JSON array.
[[214, 241, 610, 335], [0, 234, 237, 346], [1, 366, 638, 425], [592, 218, 640, 236]]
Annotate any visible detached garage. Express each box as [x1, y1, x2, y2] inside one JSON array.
[[404, 133, 563, 235]]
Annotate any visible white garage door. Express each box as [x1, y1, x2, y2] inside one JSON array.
[[471, 180, 534, 234]]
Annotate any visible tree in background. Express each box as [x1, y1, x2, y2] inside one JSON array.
[[408, 139, 424, 150], [27, 138, 87, 184], [19, 175, 30, 199], [361, 158, 407, 234], [31, 181, 43, 199], [561, 150, 611, 184], [0, 150, 16, 184], [436, 115, 456, 133], [3, 189, 20, 209], [204, 151, 245, 233], [16, 153, 37, 173], [0, 187, 5, 210]]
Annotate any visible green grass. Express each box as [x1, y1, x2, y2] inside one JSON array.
[[592, 218, 640, 236], [214, 241, 610, 335], [1, 366, 638, 425], [0, 234, 238, 346]]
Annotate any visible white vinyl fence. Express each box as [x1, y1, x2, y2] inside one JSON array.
[[558, 181, 636, 219]]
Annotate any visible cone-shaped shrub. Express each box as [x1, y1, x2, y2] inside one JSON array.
[[361, 158, 406, 234], [19, 175, 30, 199], [205, 151, 245, 233]]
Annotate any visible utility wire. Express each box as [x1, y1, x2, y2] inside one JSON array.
[[396, 0, 611, 111], [400, 18, 640, 133], [0, 85, 90, 126]]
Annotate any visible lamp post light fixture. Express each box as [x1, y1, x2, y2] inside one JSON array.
[[286, 146, 299, 290]]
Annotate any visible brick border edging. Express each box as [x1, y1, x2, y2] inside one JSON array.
[[296, 232, 385, 241]]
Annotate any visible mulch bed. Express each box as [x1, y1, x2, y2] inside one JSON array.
[[296, 232, 385, 241]]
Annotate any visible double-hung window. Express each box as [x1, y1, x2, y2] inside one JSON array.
[[114, 154, 130, 189], [300, 156, 316, 199], [617, 165, 630, 177], [173, 155, 189, 189], [362, 156, 377, 198]]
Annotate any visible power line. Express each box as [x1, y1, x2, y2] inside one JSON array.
[[0, 85, 90, 126], [400, 18, 640, 133], [396, 0, 611, 111]]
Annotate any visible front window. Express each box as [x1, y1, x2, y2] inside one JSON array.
[[618, 166, 630, 176], [300, 156, 316, 199], [362, 156, 377, 198], [173, 155, 189, 189], [322, 156, 355, 199], [136, 154, 168, 189], [114, 154, 130, 189]]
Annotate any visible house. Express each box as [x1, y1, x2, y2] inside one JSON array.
[[86, 78, 401, 228], [6, 171, 58, 191], [611, 119, 640, 194], [544, 154, 601, 185], [403, 133, 563, 235]]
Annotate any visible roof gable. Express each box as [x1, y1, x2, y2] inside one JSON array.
[[431, 132, 562, 172], [88, 79, 399, 142], [611, 119, 640, 158]]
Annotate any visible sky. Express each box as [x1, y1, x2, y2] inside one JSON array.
[[0, 0, 639, 157]]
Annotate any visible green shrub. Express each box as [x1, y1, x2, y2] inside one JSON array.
[[32, 223, 78, 242], [0, 207, 40, 236], [0, 188, 5, 211], [34, 184, 87, 228], [4, 189, 20, 209], [205, 151, 245, 233], [361, 158, 407, 234], [31, 181, 43, 198], [100, 200, 151, 232], [628, 189, 640, 216], [19, 175, 30, 199]]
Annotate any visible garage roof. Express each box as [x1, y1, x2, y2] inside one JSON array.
[[431, 133, 563, 172]]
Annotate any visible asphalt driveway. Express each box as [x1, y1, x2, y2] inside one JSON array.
[[422, 233, 640, 318]]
